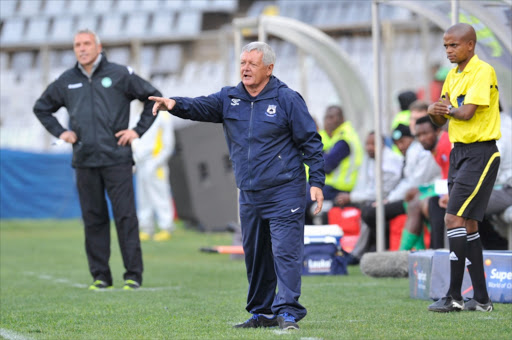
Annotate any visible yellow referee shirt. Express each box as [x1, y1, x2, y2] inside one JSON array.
[[442, 54, 501, 143]]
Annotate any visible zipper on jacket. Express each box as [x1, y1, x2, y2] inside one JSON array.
[[88, 77, 98, 149], [247, 101, 254, 190]]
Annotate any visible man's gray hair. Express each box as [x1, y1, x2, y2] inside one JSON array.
[[241, 41, 276, 66], [75, 29, 101, 45]]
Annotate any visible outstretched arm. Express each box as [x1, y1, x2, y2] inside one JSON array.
[[149, 96, 176, 115]]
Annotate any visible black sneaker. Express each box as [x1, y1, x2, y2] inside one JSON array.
[[465, 298, 493, 312], [122, 279, 140, 290], [428, 296, 464, 312], [277, 312, 299, 330], [88, 280, 113, 290], [233, 314, 278, 328]]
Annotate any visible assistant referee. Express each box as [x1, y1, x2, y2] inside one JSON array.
[[427, 23, 501, 313]]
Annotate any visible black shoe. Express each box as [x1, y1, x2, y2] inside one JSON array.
[[428, 296, 464, 312], [277, 313, 299, 330], [233, 314, 278, 328], [465, 298, 493, 312]]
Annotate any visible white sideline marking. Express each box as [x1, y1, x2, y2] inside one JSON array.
[[0, 328, 31, 340], [23, 272, 180, 291]]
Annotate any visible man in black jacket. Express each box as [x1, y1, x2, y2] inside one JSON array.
[[33, 29, 161, 290]]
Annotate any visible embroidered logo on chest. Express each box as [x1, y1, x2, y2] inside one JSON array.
[[266, 105, 277, 117], [231, 99, 240, 106]]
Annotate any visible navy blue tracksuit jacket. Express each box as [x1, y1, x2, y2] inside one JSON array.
[[169, 76, 324, 320]]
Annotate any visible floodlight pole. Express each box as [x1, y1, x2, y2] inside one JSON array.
[[451, 0, 460, 25], [372, 0, 386, 253]]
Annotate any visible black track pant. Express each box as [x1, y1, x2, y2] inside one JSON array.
[[76, 164, 143, 286]]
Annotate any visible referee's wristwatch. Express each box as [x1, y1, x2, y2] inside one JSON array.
[[447, 105, 455, 116]]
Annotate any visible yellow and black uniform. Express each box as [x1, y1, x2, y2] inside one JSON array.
[[443, 54, 501, 221], [324, 121, 363, 192]]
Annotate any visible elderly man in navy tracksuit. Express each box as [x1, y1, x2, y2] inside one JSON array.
[[150, 41, 325, 330]]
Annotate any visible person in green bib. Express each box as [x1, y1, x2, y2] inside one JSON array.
[[306, 105, 363, 224]]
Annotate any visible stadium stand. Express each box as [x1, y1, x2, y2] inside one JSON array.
[[1, 0, 510, 152]]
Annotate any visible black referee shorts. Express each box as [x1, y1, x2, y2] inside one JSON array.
[[446, 140, 500, 222]]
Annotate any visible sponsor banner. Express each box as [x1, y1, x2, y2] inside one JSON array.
[[408, 250, 436, 300], [409, 250, 512, 303]]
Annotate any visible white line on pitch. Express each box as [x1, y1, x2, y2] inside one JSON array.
[[23, 272, 180, 291], [0, 328, 31, 340]]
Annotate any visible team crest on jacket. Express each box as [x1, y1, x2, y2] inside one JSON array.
[[266, 105, 277, 117], [231, 98, 240, 106]]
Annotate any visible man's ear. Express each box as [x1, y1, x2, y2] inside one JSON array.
[[267, 64, 274, 76]]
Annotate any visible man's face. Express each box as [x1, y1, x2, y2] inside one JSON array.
[[410, 109, 427, 135], [240, 50, 273, 91], [394, 136, 414, 156], [323, 108, 342, 135], [365, 134, 376, 159], [415, 123, 438, 152], [73, 33, 101, 68], [443, 32, 473, 65]]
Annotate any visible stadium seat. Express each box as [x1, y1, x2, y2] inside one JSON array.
[[43, 0, 66, 15], [50, 17, 74, 43], [0, 52, 7, 70], [25, 17, 50, 43], [150, 11, 176, 37], [19, 0, 42, 16], [76, 16, 99, 33], [68, 0, 89, 14], [164, 0, 185, 10], [139, 0, 160, 11], [389, 214, 431, 251], [98, 14, 124, 40], [115, 0, 138, 13], [176, 11, 202, 35], [11, 52, 34, 73], [105, 47, 131, 66], [328, 207, 361, 237], [153, 44, 183, 74], [211, 0, 237, 12], [0, 18, 25, 45], [92, 0, 113, 13], [0, 0, 18, 19], [125, 13, 149, 37]]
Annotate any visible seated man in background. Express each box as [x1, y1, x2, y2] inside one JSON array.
[[306, 105, 363, 224], [334, 131, 403, 262], [359, 124, 441, 253], [399, 115, 451, 250]]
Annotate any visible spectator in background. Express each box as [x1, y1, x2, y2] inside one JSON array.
[[132, 113, 175, 242], [390, 91, 418, 155], [399, 115, 451, 250], [409, 100, 431, 136], [334, 131, 403, 263], [33, 29, 161, 290], [391, 90, 418, 130], [306, 105, 363, 224], [359, 124, 441, 252], [427, 23, 500, 313], [149, 41, 325, 330], [417, 64, 450, 104]]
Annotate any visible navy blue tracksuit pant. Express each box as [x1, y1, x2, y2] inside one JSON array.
[[239, 175, 307, 321]]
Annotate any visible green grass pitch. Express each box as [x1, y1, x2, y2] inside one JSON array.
[[1, 219, 511, 339]]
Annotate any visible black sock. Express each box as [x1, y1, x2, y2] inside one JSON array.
[[446, 227, 467, 300], [466, 232, 489, 303]]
